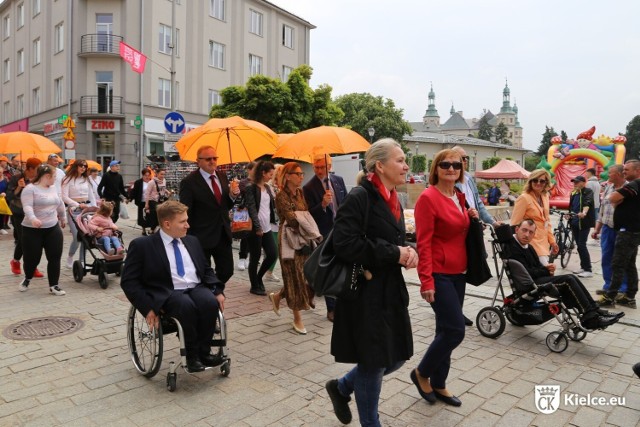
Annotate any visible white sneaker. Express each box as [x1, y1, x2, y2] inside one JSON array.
[[66, 255, 74, 269], [578, 271, 594, 278], [264, 272, 280, 282], [49, 286, 66, 296], [18, 280, 29, 292], [237, 259, 247, 271], [573, 269, 585, 274], [0, 229, 7, 235]]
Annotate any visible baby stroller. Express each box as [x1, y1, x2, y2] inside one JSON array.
[[68, 206, 126, 289], [475, 224, 592, 353]]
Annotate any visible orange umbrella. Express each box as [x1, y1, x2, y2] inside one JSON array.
[[13, 153, 61, 162], [66, 159, 103, 171], [277, 133, 295, 146], [272, 126, 370, 163], [175, 116, 278, 165], [0, 131, 62, 155]]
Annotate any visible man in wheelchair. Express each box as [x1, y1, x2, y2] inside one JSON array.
[[121, 200, 225, 372], [503, 219, 623, 330]]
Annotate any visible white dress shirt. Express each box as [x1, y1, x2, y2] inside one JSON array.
[[159, 230, 200, 290]]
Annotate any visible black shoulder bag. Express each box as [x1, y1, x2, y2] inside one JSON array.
[[464, 198, 492, 286]]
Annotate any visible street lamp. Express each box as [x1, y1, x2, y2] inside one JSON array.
[[367, 127, 375, 143], [415, 142, 419, 156]]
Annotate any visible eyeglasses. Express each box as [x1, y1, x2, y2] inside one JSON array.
[[461, 156, 470, 162], [288, 172, 304, 177], [438, 161, 463, 170], [198, 156, 218, 162], [530, 178, 548, 184]]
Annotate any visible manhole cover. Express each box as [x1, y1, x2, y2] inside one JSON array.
[[3, 317, 84, 341]]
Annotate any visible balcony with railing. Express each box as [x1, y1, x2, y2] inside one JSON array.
[[78, 96, 124, 118], [79, 34, 123, 56]]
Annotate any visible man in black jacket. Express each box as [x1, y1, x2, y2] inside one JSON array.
[[505, 220, 622, 329], [569, 175, 595, 277], [97, 160, 129, 222]]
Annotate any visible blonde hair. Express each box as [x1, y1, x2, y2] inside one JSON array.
[[279, 162, 302, 189], [523, 169, 552, 194], [428, 149, 465, 186], [98, 201, 114, 217], [364, 138, 401, 175], [156, 200, 189, 224]]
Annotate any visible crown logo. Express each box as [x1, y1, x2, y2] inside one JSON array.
[[537, 387, 556, 396]]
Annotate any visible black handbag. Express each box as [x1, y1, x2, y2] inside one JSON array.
[[303, 187, 369, 300], [465, 217, 492, 286]]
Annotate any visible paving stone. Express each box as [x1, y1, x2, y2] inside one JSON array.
[[569, 406, 607, 427]]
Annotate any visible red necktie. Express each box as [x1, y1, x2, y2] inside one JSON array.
[[211, 175, 222, 204]]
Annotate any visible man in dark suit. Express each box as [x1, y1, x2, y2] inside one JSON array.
[[303, 155, 347, 321], [121, 201, 225, 372], [179, 146, 240, 284]]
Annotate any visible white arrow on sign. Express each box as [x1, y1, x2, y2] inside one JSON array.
[[165, 117, 185, 133]]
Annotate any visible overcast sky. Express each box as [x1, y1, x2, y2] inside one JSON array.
[[271, 0, 639, 150]]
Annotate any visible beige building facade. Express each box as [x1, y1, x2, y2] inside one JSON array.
[[0, 0, 313, 182]]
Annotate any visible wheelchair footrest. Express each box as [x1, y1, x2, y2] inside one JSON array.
[[210, 339, 226, 347]]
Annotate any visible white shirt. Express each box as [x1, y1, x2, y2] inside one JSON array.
[[258, 187, 271, 232], [461, 172, 477, 210], [61, 176, 97, 207], [21, 184, 65, 228], [199, 169, 222, 196], [159, 230, 200, 290], [53, 167, 65, 197]]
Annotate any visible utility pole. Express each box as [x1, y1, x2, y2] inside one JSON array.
[[170, 0, 176, 111]]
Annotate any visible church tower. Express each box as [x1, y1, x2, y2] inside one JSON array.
[[495, 79, 517, 144], [422, 83, 440, 129]]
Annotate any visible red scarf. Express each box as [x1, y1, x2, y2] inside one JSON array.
[[368, 173, 401, 221]]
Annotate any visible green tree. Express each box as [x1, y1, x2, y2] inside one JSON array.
[[482, 156, 502, 170], [209, 65, 343, 133], [477, 116, 494, 141], [624, 115, 640, 160], [334, 93, 413, 148], [495, 122, 510, 144], [524, 154, 540, 171], [536, 126, 558, 156], [411, 154, 426, 174], [560, 130, 568, 143]]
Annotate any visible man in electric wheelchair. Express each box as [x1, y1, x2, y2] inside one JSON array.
[[503, 219, 623, 330], [121, 200, 225, 372]]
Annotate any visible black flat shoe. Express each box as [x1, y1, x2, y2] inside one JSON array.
[[410, 369, 436, 403], [325, 379, 352, 424], [186, 357, 205, 372], [201, 352, 223, 367], [464, 315, 473, 327], [433, 389, 462, 407], [249, 288, 267, 296]]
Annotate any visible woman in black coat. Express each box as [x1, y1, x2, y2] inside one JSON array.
[[130, 168, 152, 235], [325, 139, 418, 427]]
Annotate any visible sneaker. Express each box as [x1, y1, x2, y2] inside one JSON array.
[[116, 247, 124, 254], [237, 259, 247, 271], [598, 294, 616, 307], [615, 294, 637, 309], [577, 271, 594, 278], [264, 272, 280, 282], [49, 286, 66, 296], [33, 268, 44, 278], [595, 289, 606, 295], [66, 255, 74, 269], [573, 269, 585, 274], [108, 248, 116, 255], [18, 279, 29, 292], [10, 259, 21, 275], [0, 229, 7, 235], [325, 380, 352, 424]]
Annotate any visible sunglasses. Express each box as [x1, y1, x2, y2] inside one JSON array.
[[198, 156, 218, 162], [288, 172, 304, 177], [531, 178, 548, 184], [77, 164, 87, 168], [461, 156, 470, 162], [438, 161, 463, 170]]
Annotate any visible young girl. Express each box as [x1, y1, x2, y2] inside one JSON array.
[[88, 202, 123, 255]]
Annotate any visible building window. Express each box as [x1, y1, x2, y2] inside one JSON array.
[[282, 66, 293, 81], [17, 49, 24, 74], [33, 38, 41, 65], [209, 41, 225, 69], [2, 15, 9, 39], [17, 94, 24, 118], [283, 25, 294, 49], [208, 90, 221, 109], [33, 0, 41, 17], [159, 24, 179, 56], [158, 78, 171, 107], [250, 10, 263, 36], [54, 22, 64, 53], [3, 101, 10, 123], [17, 3, 24, 28], [3, 58, 9, 83], [32, 87, 40, 114], [249, 54, 262, 76], [210, 0, 225, 20], [54, 77, 64, 106]]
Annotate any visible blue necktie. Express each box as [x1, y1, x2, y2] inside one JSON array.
[[172, 239, 185, 277]]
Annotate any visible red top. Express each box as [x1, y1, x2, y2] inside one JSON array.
[[415, 186, 470, 292]]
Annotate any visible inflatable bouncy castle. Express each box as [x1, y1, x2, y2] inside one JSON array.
[[537, 126, 626, 208]]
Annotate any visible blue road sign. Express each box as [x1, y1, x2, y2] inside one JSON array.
[[164, 111, 186, 134]]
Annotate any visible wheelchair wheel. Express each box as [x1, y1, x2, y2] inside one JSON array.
[[476, 307, 506, 339], [166, 372, 177, 392], [98, 272, 108, 289], [568, 327, 587, 342], [127, 305, 163, 378], [560, 234, 574, 268], [546, 331, 569, 353], [72, 260, 84, 282], [221, 360, 231, 377]]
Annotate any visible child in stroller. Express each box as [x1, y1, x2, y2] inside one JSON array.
[[87, 202, 124, 255]]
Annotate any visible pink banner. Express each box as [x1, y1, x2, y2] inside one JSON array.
[[119, 41, 147, 73]]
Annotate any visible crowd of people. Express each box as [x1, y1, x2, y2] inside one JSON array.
[[2, 146, 639, 427]]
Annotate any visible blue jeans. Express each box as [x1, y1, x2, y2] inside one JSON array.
[[608, 231, 640, 299], [571, 225, 592, 272], [337, 360, 405, 427], [417, 273, 466, 389], [99, 236, 122, 252], [601, 225, 627, 292]]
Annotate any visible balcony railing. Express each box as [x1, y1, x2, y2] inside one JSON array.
[[79, 96, 124, 117], [79, 34, 123, 56]]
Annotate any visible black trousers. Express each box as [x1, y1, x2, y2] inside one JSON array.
[[162, 286, 219, 355], [22, 224, 63, 287], [11, 214, 24, 260], [538, 274, 597, 313], [203, 234, 234, 284], [239, 237, 249, 259], [247, 230, 278, 291]]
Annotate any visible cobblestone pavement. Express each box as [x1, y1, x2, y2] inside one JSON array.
[[1, 216, 639, 426]]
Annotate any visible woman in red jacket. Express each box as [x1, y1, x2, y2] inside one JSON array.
[[410, 148, 478, 407]]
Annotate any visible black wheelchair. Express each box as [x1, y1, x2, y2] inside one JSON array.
[[126, 305, 230, 391]]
